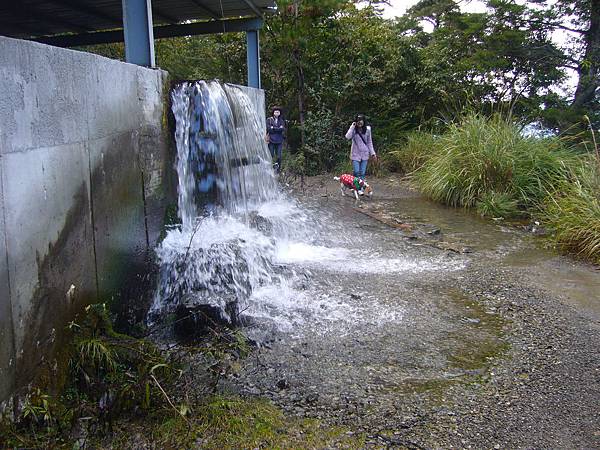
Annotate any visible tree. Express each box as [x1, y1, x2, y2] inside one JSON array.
[[261, 0, 353, 147], [407, 0, 461, 30], [489, 0, 599, 126], [400, 0, 568, 123]]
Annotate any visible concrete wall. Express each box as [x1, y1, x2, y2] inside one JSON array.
[[0, 36, 174, 403]]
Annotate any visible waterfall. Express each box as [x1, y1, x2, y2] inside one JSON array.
[[150, 81, 465, 339], [172, 81, 279, 227], [150, 81, 305, 329]]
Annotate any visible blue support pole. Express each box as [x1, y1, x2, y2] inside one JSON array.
[[246, 30, 261, 89], [122, 0, 155, 67]]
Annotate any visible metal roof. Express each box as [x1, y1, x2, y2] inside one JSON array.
[[0, 0, 276, 40]]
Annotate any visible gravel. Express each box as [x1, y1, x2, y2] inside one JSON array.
[[221, 175, 600, 449]]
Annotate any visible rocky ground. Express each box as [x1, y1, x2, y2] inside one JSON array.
[[221, 174, 600, 449]]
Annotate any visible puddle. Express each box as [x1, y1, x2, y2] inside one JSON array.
[[374, 196, 600, 316]]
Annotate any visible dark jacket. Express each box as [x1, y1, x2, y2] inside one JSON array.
[[267, 116, 285, 144]]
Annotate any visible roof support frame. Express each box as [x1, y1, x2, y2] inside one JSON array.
[[4, 3, 92, 34], [0, 18, 49, 37], [152, 7, 180, 24], [189, 0, 222, 20], [47, 0, 122, 26], [241, 0, 264, 19], [122, 0, 155, 67], [246, 30, 260, 88], [33, 17, 265, 47]]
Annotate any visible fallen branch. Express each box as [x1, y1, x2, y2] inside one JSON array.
[[352, 207, 413, 231]]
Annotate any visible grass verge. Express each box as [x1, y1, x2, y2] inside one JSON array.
[[0, 305, 364, 449], [542, 166, 600, 264]]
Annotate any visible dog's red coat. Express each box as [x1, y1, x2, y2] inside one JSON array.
[[339, 174, 365, 190]]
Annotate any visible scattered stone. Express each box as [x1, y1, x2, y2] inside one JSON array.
[[306, 393, 319, 403], [276, 378, 290, 390]]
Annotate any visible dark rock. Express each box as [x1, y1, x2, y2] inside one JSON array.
[[277, 378, 290, 390], [306, 393, 319, 403], [173, 292, 239, 340], [248, 211, 273, 235]]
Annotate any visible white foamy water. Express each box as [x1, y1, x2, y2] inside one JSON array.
[[245, 280, 406, 339], [275, 242, 465, 274]]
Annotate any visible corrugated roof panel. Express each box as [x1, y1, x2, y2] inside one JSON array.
[[0, 0, 276, 39]]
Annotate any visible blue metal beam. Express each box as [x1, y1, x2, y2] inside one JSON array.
[[34, 18, 265, 47], [122, 0, 155, 67], [246, 30, 260, 89]]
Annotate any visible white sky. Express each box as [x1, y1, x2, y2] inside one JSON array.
[[381, 0, 487, 19]]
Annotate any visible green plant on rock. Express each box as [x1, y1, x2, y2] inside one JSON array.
[[0, 303, 183, 448], [20, 388, 60, 432], [283, 150, 306, 176]]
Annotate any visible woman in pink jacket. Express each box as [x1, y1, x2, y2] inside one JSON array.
[[345, 114, 377, 180]]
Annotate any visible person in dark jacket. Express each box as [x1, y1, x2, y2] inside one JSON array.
[[266, 106, 286, 173]]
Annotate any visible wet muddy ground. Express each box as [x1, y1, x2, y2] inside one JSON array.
[[221, 175, 600, 449]]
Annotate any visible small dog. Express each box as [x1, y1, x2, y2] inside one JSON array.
[[334, 174, 373, 200]]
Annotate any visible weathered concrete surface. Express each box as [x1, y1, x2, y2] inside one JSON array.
[[0, 162, 16, 403], [0, 36, 173, 402], [2, 143, 97, 384]]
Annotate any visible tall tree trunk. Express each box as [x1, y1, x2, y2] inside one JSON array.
[[293, 47, 306, 148], [291, 0, 305, 148], [572, 0, 600, 109]]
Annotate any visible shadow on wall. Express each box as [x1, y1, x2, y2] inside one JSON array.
[[0, 36, 175, 404]]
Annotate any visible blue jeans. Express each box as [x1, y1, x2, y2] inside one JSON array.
[[352, 159, 368, 179], [269, 142, 283, 172]]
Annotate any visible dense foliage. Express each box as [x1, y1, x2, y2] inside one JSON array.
[[388, 113, 600, 263], [121, 0, 594, 174], [0, 305, 363, 448], [82, 0, 598, 174]]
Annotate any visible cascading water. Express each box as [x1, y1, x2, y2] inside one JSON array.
[[172, 80, 279, 225], [151, 81, 309, 331], [152, 80, 466, 340]]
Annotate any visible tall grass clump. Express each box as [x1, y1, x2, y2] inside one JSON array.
[[543, 158, 600, 264], [416, 114, 580, 218], [384, 132, 438, 174]]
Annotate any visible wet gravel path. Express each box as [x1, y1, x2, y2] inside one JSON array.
[[222, 175, 600, 449]]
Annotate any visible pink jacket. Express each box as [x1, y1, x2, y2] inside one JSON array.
[[345, 125, 375, 161]]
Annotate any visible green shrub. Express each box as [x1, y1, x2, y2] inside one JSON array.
[[301, 107, 348, 173], [385, 132, 438, 174], [0, 304, 179, 448], [510, 138, 579, 209], [333, 158, 353, 176], [476, 191, 520, 218], [402, 112, 600, 263], [282, 150, 306, 175], [543, 167, 600, 264], [416, 114, 580, 217]]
